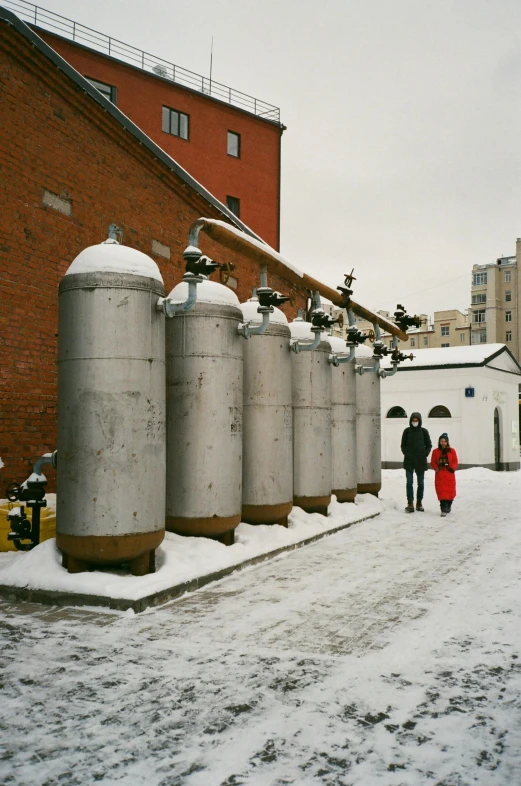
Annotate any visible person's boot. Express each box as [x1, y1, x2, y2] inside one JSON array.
[[416, 501, 424, 512], [405, 500, 414, 513], [440, 502, 447, 517]]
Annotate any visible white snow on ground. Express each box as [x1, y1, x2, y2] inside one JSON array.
[[0, 495, 381, 601], [1, 468, 521, 786]]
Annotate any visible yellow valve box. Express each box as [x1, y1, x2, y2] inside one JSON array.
[[0, 504, 56, 552]]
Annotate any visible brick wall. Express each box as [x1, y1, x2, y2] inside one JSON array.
[[0, 22, 306, 491]]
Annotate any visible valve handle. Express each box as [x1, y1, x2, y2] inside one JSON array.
[[367, 329, 376, 344], [6, 482, 21, 502]]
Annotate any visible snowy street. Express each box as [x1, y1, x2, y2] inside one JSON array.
[[1, 468, 521, 785]]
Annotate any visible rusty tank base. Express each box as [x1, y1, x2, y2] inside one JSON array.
[[241, 501, 292, 528], [332, 488, 357, 503], [357, 482, 381, 497], [293, 494, 331, 517], [56, 529, 164, 576], [166, 513, 240, 547]]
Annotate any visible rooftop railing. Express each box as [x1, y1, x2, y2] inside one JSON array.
[[4, 0, 281, 124]]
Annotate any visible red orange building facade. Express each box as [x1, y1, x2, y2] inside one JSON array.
[[35, 26, 284, 250]]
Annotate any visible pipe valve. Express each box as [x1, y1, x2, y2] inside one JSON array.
[[391, 349, 415, 363], [5, 451, 55, 551], [257, 287, 291, 310], [345, 327, 369, 346], [336, 269, 357, 308], [393, 304, 422, 333], [310, 309, 339, 330]]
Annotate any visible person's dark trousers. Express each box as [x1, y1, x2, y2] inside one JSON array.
[[440, 500, 453, 513], [406, 469, 425, 502]]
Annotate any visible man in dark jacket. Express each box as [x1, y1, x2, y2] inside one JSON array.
[[401, 411, 432, 512]]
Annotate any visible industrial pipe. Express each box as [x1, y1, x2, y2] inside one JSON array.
[[33, 451, 57, 477], [379, 337, 400, 378], [187, 218, 409, 341], [157, 272, 203, 317], [291, 323, 322, 353], [329, 345, 356, 366]]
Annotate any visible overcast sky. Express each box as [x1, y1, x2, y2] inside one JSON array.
[[25, 0, 521, 317]]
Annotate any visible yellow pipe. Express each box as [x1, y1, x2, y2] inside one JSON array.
[[188, 218, 408, 341]]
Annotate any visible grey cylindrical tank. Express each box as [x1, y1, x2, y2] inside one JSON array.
[[356, 346, 382, 496], [166, 279, 243, 543], [290, 320, 332, 515], [328, 336, 357, 503], [240, 297, 292, 526], [57, 240, 166, 575]]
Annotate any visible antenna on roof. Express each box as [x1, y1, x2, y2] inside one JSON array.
[[209, 36, 214, 93]]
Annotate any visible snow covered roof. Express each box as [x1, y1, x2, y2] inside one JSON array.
[[382, 344, 521, 375]]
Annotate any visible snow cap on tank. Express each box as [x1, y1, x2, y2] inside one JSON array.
[[168, 277, 240, 307], [326, 335, 350, 355], [289, 318, 313, 341], [240, 296, 288, 326], [355, 343, 374, 358], [65, 239, 163, 283]]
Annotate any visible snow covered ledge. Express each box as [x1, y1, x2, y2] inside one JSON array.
[[0, 496, 381, 613]]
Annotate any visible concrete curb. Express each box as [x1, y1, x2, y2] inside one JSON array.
[[0, 511, 380, 614]]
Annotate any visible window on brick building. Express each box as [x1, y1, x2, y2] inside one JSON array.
[[410, 338, 415, 347], [460, 333, 466, 343], [506, 331, 512, 342], [441, 326, 449, 336], [505, 271, 511, 282], [162, 106, 189, 140], [226, 195, 240, 217], [423, 336, 428, 346], [506, 311, 512, 322], [473, 272, 487, 286], [441, 343, 449, 348], [471, 293, 486, 304], [86, 77, 117, 104], [227, 131, 241, 158], [505, 290, 512, 302], [472, 309, 486, 323]]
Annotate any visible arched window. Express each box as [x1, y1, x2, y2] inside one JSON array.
[[387, 406, 407, 418], [428, 405, 451, 418]]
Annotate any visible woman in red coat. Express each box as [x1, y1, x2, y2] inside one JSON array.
[[430, 433, 458, 517]]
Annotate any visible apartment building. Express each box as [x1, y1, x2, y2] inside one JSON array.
[[469, 249, 519, 361]]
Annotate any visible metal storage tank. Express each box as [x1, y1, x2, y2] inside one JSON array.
[[57, 237, 166, 575], [328, 336, 358, 502], [355, 345, 382, 496], [290, 319, 332, 515], [166, 278, 243, 545], [240, 297, 293, 526]]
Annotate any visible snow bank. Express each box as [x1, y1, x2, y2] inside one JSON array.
[[0, 494, 381, 602]]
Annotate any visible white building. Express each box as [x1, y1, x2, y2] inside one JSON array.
[[381, 344, 520, 471]]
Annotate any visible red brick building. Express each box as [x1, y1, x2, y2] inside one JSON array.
[[12, 2, 284, 250], [0, 8, 305, 489]]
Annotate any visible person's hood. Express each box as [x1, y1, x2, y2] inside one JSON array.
[[409, 411, 422, 426]]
